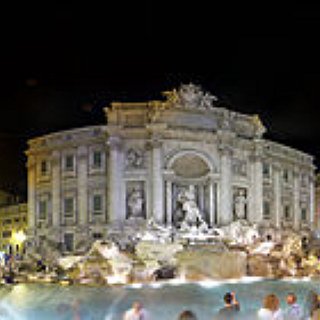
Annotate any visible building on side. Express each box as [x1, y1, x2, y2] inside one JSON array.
[[26, 84, 316, 253], [0, 200, 28, 255], [315, 173, 320, 229]]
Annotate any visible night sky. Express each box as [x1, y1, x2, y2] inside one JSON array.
[[1, 3, 320, 198]]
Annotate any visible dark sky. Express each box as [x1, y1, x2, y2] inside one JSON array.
[[1, 3, 320, 198]]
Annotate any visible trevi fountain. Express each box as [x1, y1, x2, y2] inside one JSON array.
[[1, 84, 319, 319]]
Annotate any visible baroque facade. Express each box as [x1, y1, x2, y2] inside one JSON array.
[[26, 84, 316, 252]]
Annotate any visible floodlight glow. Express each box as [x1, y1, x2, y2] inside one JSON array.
[[12, 230, 26, 244]]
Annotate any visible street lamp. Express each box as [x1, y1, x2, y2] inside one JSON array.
[[12, 230, 27, 244], [11, 230, 27, 256]]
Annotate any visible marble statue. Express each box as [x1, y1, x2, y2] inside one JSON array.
[[252, 114, 266, 138], [163, 83, 217, 110], [177, 185, 208, 232], [234, 190, 247, 220], [127, 189, 144, 218], [213, 220, 260, 245]]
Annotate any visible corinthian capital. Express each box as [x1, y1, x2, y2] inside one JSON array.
[[146, 138, 162, 150], [107, 136, 122, 150], [218, 144, 233, 157], [26, 155, 36, 169]]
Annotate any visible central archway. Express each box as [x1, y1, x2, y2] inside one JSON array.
[[164, 149, 217, 227]]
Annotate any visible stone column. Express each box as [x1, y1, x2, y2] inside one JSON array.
[[310, 175, 315, 229], [27, 155, 36, 236], [208, 180, 215, 227], [250, 153, 263, 223], [51, 150, 61, 227], [199, 185, 205, 213], [273, 163, 281, 228], [151, 139, 164, 223], [219, 146, 232, 225], [107, 136, 123, 222], [166, 180, 172, 226], [77, 146, 88, 226], [293, 168, 300, 230]]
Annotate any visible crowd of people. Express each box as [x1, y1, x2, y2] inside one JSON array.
[[122, 291, 320, 320]]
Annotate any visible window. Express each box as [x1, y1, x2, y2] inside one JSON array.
[[283, 169, 289, 183], [93, 151, 102, 168], [14, 218, 20, 223], [301, 174, 308, 188], [93, 194, 102, 214], [64, 197, 74, 217], [284, 205, 291, 220], [92, 232, 103, 239], [301, 208, 307, 221], [39, 200, 47, 220], [64, 233, 74, 252], [39, 235, 46, 246], [263, 201, 271, 219], [2, 231, 11, 238], [65, 155, 74, 171], [2, 219, 11, 226], [263, 163, 271, 178], [41, 160, 48, 175]]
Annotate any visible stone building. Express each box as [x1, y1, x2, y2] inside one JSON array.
[[315, 173, 320, 229], [0, 198, 27, 255], [26, 84, 316, 253]]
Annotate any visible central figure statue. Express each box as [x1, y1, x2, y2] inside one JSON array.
[[177, 185, 208, 232]]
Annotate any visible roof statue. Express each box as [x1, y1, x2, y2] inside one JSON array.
[[162, 83, 218, 110], [251, 114, 266, 138]]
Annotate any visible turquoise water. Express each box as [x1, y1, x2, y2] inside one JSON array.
[[0, 278, 318, 319]]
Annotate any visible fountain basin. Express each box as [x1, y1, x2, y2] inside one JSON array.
[[0, 278, 317, 319]]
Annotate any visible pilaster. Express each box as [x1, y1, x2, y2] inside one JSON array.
[[51, 150, 61, 227], [27, 155, 36, 232], [77, 146, 88, 226], [310, 174, 315, 230], [146, 123, 166, 224], [107, 136, 124, 222], [166, 180, 172, 226], [273, 162, 281, 228], [150, 138, 164, 223], [218, 144, 233, 225], [293, 168, 300, 230], [249, 143, 263, 224]]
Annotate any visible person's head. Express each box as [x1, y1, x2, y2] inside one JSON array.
[[132, 302, 143, 313], [263, 294, 280, 312], [286, 293, 297, 305], [223, 292, 233, 305], [307, 291, 320, 316], [177, 310, 197, 320]]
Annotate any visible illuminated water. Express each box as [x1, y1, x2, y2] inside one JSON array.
[[0, 278, 318, 319]]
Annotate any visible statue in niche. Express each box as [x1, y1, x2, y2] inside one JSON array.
[[234, 189, 247, 220], [176, 185, 208, 232], [127, 188, 144, 218], [126, 148, 143, 168]]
